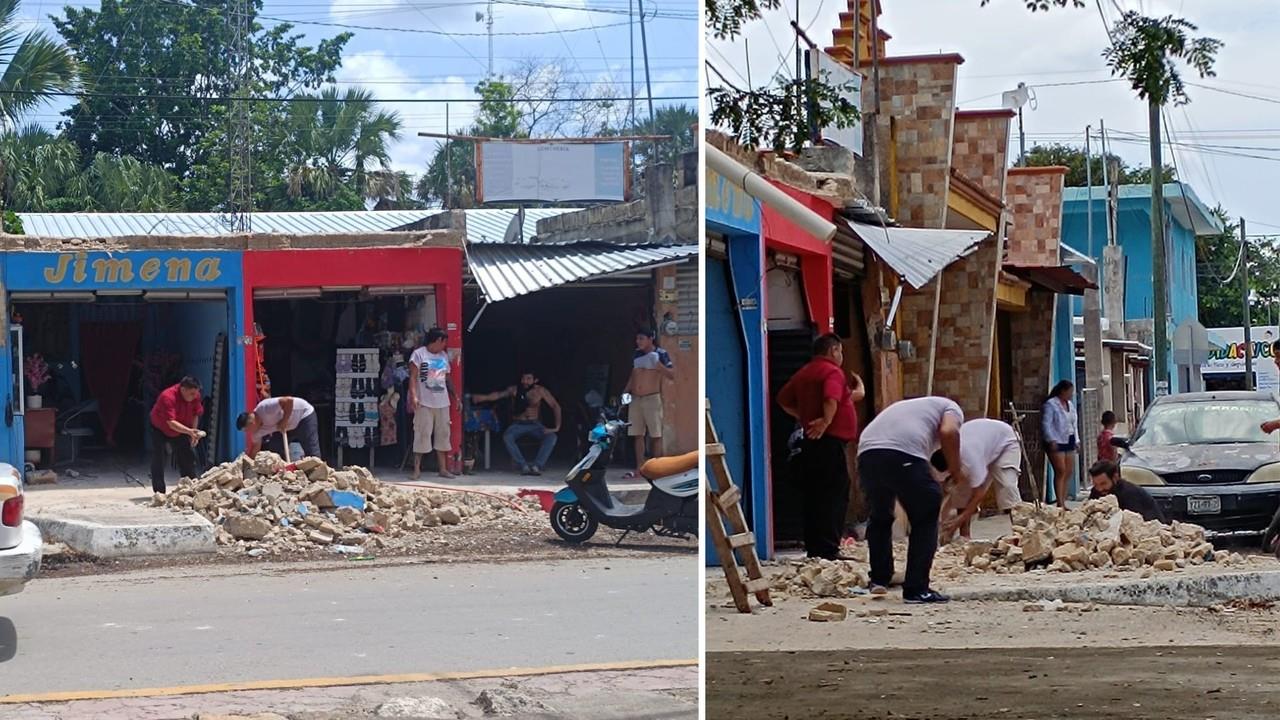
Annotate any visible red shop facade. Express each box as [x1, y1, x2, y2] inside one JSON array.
[[761, 181, 838, 546], [242, 245, 465, 471]]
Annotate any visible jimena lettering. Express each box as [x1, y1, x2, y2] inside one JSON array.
[[41, 253, 223, 285]]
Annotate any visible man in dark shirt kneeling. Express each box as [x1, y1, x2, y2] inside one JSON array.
[[1088, 460, 1165, 522]]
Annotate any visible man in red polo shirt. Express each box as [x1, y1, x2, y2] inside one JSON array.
[[149, 376, 204, 494], [777, 333, 863, 560]]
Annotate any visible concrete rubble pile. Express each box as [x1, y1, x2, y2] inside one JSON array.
[[756, 496, 1255, 600], [159, 451, 537, 555], [944, 496, 1246, 575]]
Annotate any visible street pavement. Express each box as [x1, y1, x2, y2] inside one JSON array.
[[0, 556, 697, 697]]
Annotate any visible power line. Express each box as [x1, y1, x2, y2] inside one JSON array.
[[0, 89, 697, 103]]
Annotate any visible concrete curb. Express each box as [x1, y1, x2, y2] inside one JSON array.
[[951, 570, 1280, 607], [31, 512, 217, 559]]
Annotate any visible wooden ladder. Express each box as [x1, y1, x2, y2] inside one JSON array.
[[705, 399, 772, 613]]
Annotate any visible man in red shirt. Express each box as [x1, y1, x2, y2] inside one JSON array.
[[777, 334, 863, 559], [149, 376, 205, 494]]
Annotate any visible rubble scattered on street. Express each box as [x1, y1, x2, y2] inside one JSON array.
[[745, 497, 1266, 600], [159, 452, 540, 556], [807, 601, 849, 622], [473, 683, 553, 716]]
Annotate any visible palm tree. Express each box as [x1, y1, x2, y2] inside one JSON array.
[[282, 86, 403, 205], [0, 125, 78, 210], [0, 0, 77, 125]]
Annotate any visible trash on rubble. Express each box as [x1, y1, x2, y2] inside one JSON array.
[[331, 544, 363, 554], [247, 548, 268, 557], [329, 490, 366, 510]]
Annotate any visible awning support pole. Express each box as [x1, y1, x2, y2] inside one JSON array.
[[467, 300, 489, 333], [926, 270, 943, 395], [706, 144, 838, 243]]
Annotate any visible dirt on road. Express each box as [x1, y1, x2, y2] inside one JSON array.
[[708, 645, 1280, 720]]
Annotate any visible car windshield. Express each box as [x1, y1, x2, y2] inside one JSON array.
[[1132, 400, 1280, 447]]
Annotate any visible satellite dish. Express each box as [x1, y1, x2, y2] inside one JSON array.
[[1002, 82, 1032, 110]]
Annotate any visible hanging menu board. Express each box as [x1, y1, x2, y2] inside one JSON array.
[[335, 348, 380, 449]]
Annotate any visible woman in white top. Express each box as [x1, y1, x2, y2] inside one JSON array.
[[1041, 380, 1078, 509]]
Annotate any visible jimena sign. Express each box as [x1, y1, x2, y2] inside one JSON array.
[[7, 250, 241, 290]]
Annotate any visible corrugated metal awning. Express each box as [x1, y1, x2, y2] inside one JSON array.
[[467, 242, 698, 302], [463, 208, 581, 244], [845, 221, 990, 289], [17, 210, 442, 237]]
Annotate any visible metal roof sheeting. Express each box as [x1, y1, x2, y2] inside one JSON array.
[[467, 242, 697, 302], [17, 211, 442, 238], [846, 221, 990, 289], [463, 208, 582, 244]]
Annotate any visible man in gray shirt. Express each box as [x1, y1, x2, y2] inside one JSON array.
[[857, 396, 966, 604]]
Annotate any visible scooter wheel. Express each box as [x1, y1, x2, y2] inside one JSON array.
[[550, 501, 598, 543]]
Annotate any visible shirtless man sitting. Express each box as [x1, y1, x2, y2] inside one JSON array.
[[472, 372, 562, 476]]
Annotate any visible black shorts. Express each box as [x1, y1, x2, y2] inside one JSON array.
[[1055, 435, 1077, 453]]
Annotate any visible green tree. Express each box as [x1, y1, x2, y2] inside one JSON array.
[[705, 0, 859, 151], [274, 86, 403, 210], [53, 0, 350, 180], [1022, 143, 1174, 187], [0, 125, 79, 210], [0, 0, 77, 123], [1197, 209, 1280, 329], [416, 80, 523, 208], [627, 104, 696, 174]]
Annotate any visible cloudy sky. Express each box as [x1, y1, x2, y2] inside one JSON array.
[[18, 0, 698, 177], [708, 0, 1280, 238]]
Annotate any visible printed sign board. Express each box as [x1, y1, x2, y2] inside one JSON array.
[[1201, 326, 1280, 391], [478, 141, 627, 203]]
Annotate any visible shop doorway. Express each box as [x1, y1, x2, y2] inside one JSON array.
[[10, 294, 232, 484], [251, 288, 440, 471], [463, 284, 654, 475]]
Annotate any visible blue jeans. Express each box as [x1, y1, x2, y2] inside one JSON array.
[[504, 421, 557, 469]]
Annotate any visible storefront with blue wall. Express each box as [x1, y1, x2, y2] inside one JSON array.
[[706, 168, 771, 563], [0, 249, 246, 471]]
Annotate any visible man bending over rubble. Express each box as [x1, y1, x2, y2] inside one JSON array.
[[238, 396, 321, 460], [857, 396, 966, 604], [1088, 460, 1164, 522], [934, 418, 1023, 542]]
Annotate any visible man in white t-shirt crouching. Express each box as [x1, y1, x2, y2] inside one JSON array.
[[934, 418, 1023, 542]]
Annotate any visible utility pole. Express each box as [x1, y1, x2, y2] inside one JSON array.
[[445, 103, 452, 209], [1149, 100, 1169, 396], [636, 0, 655, 127], [1243, 218, 1254, 390], [628, 0, 635, 127], [227, 0, 252, 233], [487, 0, 495, 78]]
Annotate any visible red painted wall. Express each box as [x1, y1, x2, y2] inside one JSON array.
[[761, 183, 836, 333], [242, 247, 466, 468]]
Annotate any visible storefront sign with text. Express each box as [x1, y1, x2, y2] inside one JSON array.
[[11, 251, 234, 289]]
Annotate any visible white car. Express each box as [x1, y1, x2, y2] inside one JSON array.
[[0, 462, 41, 597]]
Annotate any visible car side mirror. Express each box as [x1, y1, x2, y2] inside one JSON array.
[[620, 393, 632, 406], [1110, 436, 1130, 450]]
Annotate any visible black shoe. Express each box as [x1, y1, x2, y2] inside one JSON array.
[[904, 589, 950, 604], [530, 465, 543, 476]]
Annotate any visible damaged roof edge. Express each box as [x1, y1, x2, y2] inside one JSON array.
[[846, 220, 990, 290]]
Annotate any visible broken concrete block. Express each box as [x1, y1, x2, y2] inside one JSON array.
[[224, 515, 272, 541], [307, 530, 335, 544], [1021, 523, 1054, 564], [964, 540, 994, 566], [1153, 559, 1177, 571], [335, 506, 363, 527], [375, 697, 462, 719], [438, 506, 463, 525], [807, 601, 849, 622]]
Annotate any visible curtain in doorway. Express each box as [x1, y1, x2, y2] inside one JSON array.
[[80, 321, 142, 445]]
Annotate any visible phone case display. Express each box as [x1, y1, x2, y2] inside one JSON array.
[[335, 348, 380, 450]]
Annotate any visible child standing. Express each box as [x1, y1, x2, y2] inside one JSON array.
[[1097, 410, 1118, 463]]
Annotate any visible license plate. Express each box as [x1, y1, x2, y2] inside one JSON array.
[[1187, 496, 1221, 515]]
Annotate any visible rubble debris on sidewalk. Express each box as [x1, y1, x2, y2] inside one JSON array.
[[736, 497, 1265, 601], [158, 452, 540, 556], [951, 496, 1245, 574]]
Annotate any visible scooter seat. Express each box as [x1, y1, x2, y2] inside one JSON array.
[[640, 450, 699, 480]]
